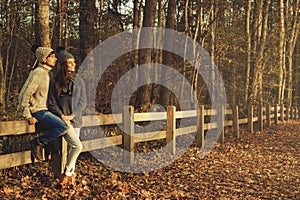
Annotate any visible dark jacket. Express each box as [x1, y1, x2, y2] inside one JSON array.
[[48, 72, 86, 128]]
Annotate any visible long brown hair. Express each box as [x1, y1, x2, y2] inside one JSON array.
[[53, 62, 69, 98]]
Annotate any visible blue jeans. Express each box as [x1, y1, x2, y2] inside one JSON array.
[[32, 110, 68, 145]]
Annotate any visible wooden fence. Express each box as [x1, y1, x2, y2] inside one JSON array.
[[0, 103, 298, 175]]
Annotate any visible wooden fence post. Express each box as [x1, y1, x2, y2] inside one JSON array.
[[166, 106, 176, 154], [248, 105, 253, 133], [35, 122, 67, 178], [280, 103, 284, 122], [233, 105, 239, 139], [274, 104, 278, 125], [219, 106, 225, 143], [266, 104, 271, 127], [196, 105, 205, 149], [298, 106, 300, 120], [258, 104, 263, 131], [286, 104, 290, 121], [51, 137, 67, 178], [123, 106, 134, 164], [294, 107, 298, 120]]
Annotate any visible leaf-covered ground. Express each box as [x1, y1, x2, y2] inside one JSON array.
[[1, 121, 299, 199]]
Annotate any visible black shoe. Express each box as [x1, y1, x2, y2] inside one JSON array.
[[30, 139, 44, 161]]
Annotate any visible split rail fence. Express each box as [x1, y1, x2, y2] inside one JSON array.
[[0, 104, 298, 175]]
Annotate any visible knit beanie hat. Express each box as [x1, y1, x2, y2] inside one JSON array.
[[56, 46, 74, 66], [31, 45, 54, 64]]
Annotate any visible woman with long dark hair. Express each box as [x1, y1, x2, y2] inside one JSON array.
[[48, 47, 86, 187]]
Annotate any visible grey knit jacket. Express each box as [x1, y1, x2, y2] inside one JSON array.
[[48, 72, 86, 128]]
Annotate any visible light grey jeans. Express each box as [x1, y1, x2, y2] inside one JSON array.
[[63, 127, 82, 176]]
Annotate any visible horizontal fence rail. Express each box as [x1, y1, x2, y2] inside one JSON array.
[[0, 104, 299, 170]]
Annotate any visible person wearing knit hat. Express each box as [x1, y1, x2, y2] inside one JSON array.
[[35, 46, 55, 64], [18, 45, 69, 163], [56, 46, 75, 66], [48, 46, 86, 187]]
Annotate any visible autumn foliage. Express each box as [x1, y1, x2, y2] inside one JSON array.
[[0, 121, 299, 199]]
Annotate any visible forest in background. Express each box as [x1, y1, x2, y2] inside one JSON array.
[[0, 0, 299, 120]]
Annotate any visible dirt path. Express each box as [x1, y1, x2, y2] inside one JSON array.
[[1, 121, 299, 199]]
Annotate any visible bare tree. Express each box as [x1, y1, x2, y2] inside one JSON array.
[[79, 0, 97, 112], [245, 0, 252, 103], [79, 0, 97, 61], [0, 22, 4, 112], [136, 0, 157, 111], [250, 0, 270, 104], [159, 0, 177, 107], [210, 0, 217, 105], [132, 0, 142, 68], [133, 0, 141, 29], [249, 0, 263, 104], [286, 0, 299, 106], [278, 0, 285, 104], [52, 0, 63, 47], [295, 34, 300, 105], [98, 0, 104, 43], [38, 0, 51, 47]]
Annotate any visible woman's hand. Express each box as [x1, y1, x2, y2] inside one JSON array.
[[62, 114, 74, 121], [61, 114, 74, 127]]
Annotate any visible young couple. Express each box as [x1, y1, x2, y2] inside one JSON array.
[[18, 46, 86, 187]]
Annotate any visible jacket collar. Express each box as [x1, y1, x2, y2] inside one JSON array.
[[40, 64, 52, 71]]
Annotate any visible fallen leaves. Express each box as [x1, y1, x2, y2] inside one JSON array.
[[0, 121, 300, 199]]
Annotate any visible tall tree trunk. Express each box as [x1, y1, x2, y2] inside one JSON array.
[[38, 0, 51, 47], [252, 0, 270, 104], [180, 0, 190, 105], [245, 0, 252, 104], [278, 0, 285, 104], [295, 37, 300, 105], [0, 25, 4, 112], [132, 0, 141, 68], [98, 0, 104, 43], [79, 0, 97, 112], [250, 0, 263, 104], [155, 0, 164, 64], [190, 0, 203, 105], [133, 0, 141, 29], [52, 0, 63, 47], [152, 0, 165, 105], [7, 2, 19, 98], [258, 0, 271, 103], [159, 0, 176, 108], [131, 0, 141, 108], [63, 0, 68, 48], [210, 0, 217, 105], [6, 41, 18, 103], [136, 0, 157, 111], [3, 22, 14, 116], [231, 0, 239, 107], [79, 0, 97, 61], [286, 0, 299, 106]]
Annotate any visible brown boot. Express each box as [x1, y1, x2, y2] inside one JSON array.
[[58, 173, 77, 187], [58, 174, 72, 187], [70, 173, 76, 186], [30, 139, 44, 161]]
